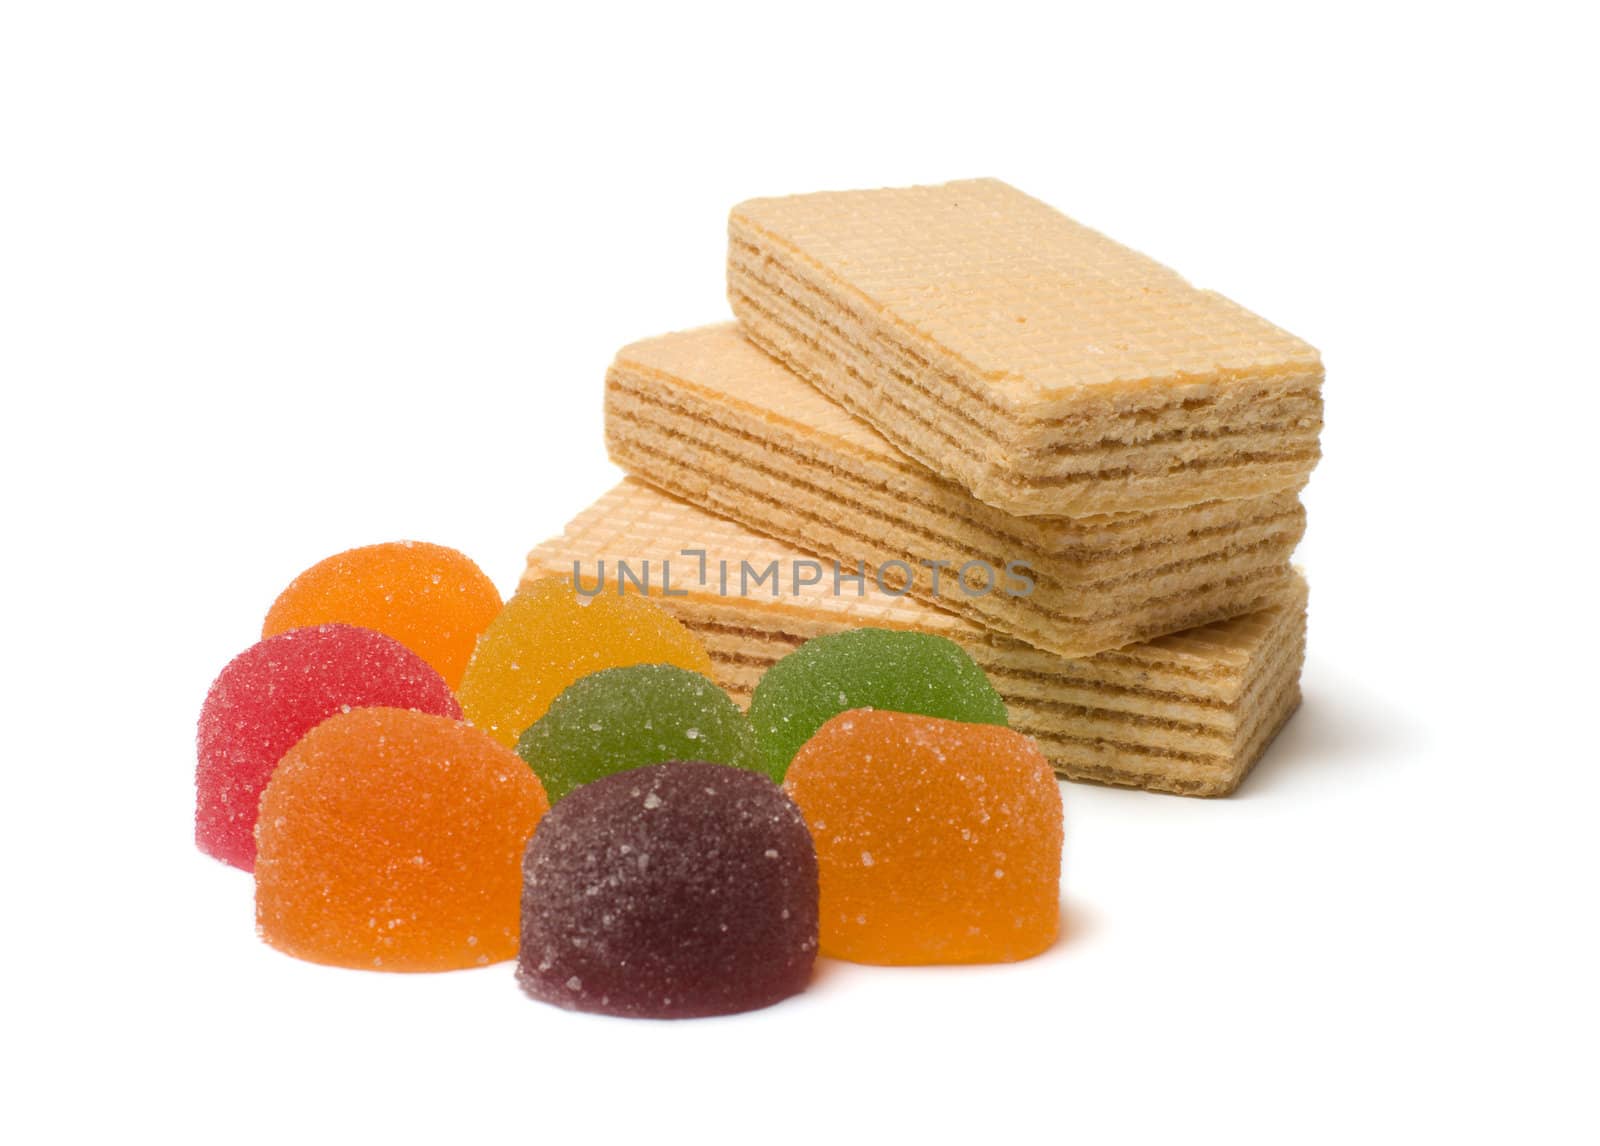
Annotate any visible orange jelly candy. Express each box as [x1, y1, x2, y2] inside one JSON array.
[[457, 577, 714, 747], [784, 709, 1062, 965], [263, 541, 502, 689], [255, 708, 549, 971]]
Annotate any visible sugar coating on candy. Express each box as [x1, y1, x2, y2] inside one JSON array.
[[516, 664, 769, 801], [784, 709, 1062, 965], [195, 624, 460, 872], [458, 577, 714, 747], [263, 540, 502, 690], [748, 627, 1009, 777], [255, 708, 549, 972], [518, 761, 818, 1018]]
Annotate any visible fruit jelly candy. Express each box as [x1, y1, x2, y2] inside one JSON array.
[[747, 627, 1009, 777], [263, 540, 501, 690], [518, 761, 818, 1019], [457, 577, 714, 747], [517, 664, 769, 801], [784, 709, 1062, 965], [255, 707, 549, 972], [195, 623, 460, 872]]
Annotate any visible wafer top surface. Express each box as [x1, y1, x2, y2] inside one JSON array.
[[525, 479, 1304, 669], [529, 476, 950, 633], [730, 178, 1321, 401], [615, 324, 889, 457]]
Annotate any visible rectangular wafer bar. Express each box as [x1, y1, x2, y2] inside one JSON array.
[[728, 178, 1323, 517], [525, 480, 1307, 797], [605, 324, 1303, 660]]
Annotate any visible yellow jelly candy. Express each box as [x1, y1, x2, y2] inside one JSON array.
[[457, 578, 714, 746]]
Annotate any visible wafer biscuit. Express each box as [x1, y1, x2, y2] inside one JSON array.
[[728, 179, 1323, 517], [606, 324, 1303, 659], [526, 481, 1306, 797]]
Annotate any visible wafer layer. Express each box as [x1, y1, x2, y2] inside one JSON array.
[[606, 324, 1302, 659], [729, 179, 1323, 516], [525, 481, 1307, 797]]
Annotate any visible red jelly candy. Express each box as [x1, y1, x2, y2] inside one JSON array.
[[195, 623, 461, 871]]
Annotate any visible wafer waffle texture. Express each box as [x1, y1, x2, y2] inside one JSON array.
[[524, 480, 1307, 798], [605, 324, 1304, 661], [728, 178, 1324, 517]]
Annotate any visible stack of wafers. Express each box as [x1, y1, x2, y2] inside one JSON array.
[[530, 179, 1322, 796]]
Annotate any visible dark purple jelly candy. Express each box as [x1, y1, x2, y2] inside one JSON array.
[[517, 760, 819, 1019]]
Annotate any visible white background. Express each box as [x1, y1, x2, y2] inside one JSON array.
[[4, 2, 1596, 1142]]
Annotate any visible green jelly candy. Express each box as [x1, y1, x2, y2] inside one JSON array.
[[748, 628, 1009, 776], [516, 664, 768, 799]]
